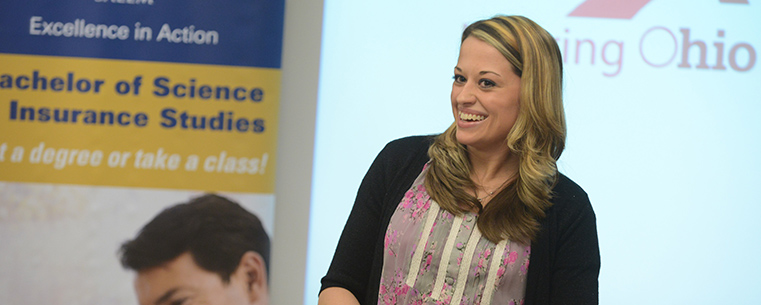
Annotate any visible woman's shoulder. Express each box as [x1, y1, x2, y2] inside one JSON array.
[[539, 173, 598, 246], [376, 135, 436, 159], [549, 173, 594, 215], [384, 135, 436, 150], [365, 135, 436, 180], [553, 174, 588, 199]]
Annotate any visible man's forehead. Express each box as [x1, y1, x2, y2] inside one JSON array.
[[133, 253, 198, 304]]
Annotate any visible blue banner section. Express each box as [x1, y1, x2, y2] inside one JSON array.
[[0, 1, 284, 68]]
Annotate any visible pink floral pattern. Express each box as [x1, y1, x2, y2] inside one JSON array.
[[379, 166, 530, 304]]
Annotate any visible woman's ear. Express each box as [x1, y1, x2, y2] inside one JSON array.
[[235, 251, 269, 305]]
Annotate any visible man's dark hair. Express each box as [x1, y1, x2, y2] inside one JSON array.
[[119, 194, 270, 282]]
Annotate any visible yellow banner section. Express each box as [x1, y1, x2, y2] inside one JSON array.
[[0, 54, 279, 193]]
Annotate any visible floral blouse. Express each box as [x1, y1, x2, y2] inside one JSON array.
[[379, 165, 530, 305]]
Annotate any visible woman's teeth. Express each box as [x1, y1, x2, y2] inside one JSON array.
[[459, 111, 485, 122]]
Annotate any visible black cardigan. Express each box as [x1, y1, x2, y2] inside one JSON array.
[[321, 136, 600, 305]]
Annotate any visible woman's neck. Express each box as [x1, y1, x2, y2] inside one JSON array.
[[467, 145, 518, 181], [467, 144, 519, 205]]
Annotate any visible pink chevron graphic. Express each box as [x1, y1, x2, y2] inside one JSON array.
[[568, 0, 652, 19]]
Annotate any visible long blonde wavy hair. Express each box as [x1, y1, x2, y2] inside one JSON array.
[[424, 15, 566, 245]]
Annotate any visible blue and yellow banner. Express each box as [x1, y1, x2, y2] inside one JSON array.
[[0, 1, 284, 304], [0, 1, 283, 67], [1, 54, 279, 193], [0, 1, 283, 193]]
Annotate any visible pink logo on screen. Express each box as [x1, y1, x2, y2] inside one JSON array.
[[560, 0, 755, 76], [569, 0, 748, 19], [568, 0, 652, 19]]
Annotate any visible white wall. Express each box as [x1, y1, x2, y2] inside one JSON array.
[[271, 0, 323, 304]]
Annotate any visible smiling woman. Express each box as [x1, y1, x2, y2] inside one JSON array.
[[451, 37, 522, 154], [319, 15, 599, 305]]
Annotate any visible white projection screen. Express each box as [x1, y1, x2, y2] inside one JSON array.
[[306, 1, 761, 304]]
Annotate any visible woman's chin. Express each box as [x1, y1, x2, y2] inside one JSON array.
[[455, 133, 477, 147]]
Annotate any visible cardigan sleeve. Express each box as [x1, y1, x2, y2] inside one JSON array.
[[320, 136, 432, 304], [319, 142, 393, 301], [553, 191, 600, 303], [527, 174, 600, 305]]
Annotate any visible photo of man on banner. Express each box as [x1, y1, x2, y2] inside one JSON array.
[[119, 194, 270, 305]]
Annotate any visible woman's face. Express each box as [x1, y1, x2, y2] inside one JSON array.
[[451, 36, 521, 152]]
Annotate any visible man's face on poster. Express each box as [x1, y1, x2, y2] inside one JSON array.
[[133, 252, 267, 305]]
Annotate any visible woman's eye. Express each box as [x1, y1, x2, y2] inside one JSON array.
[[479, 79, 496, 88], [170, 298, 188, 305], [453, 75, 466, 83]]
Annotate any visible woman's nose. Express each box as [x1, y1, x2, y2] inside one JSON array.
[[454, 83, 477, 105]]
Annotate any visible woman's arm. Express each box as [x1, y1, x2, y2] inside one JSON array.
[[319, 136, 432, 304], [550, 194, 600, 304], [318, 287, 360, 305], [548, 176, 601, 304], [525, 175, 600, 305]]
